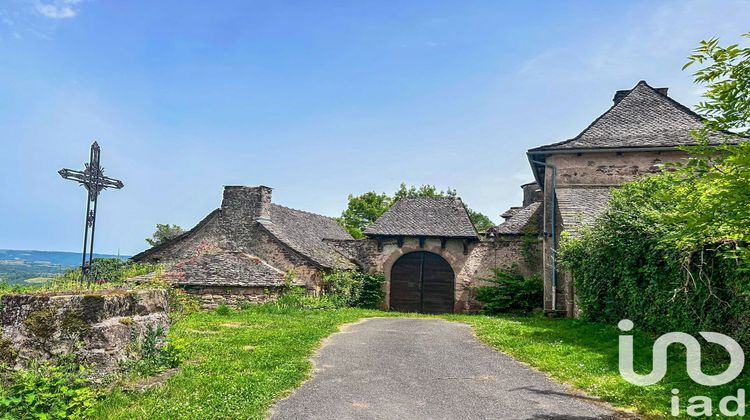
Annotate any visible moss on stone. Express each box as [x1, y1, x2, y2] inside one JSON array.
[[81, 295, 106, 323], [60, 309, 91, 338], [0, 337, 18, 364], [23, 306, 58, 340]]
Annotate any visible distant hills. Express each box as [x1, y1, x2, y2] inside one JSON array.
[[0, 249, 129, 285]]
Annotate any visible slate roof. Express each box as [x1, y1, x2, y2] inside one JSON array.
[[529, 81, 735, 153], [488, 202, 542, 236], [555, 187, 611, 236], [363, 197, 479, 239], [175, 251, 299, 287], [131, 203, 355, 270], [261, 204, 357, 270]]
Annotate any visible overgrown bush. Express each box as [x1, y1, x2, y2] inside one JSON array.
[[559, 173, 750, 345], [322, 270, 385, 308], [0, 361, 100, 419], [354, 273, 386, 308], [474, 268, 543, 314]]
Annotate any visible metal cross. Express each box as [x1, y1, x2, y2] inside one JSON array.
[[59, 142, 124, 285]]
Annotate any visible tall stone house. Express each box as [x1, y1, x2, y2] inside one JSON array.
[[133, 80, 735, 315], [525, 81, 739, 316]]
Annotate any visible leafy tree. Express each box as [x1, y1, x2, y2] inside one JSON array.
[[684, 32, 750, 133], [339, 192, 393, 239], [339, 183, 494, 238], [145, 224, 184, 247]]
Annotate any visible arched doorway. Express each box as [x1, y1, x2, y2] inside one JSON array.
[[390, 251, 454, 314]]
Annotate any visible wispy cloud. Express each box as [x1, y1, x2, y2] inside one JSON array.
[[34, 0, 82, 19]]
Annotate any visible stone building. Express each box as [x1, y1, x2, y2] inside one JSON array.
[[327, 192, 543, 313], [133, 185, 543, 312], [132, 185, 356, 307], [132, 80, 736, 315], [526, 81, 739, 316]]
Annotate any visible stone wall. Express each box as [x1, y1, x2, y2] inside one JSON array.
[[546, 150, 687, 187], [182, 285, 282, 309], [0, 289, 169, 375], [327, 237, 542, 312]]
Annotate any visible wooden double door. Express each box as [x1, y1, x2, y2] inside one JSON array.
[[389, 251, 455, 314]]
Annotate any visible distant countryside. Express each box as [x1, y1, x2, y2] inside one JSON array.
[[0, 249, 128, 285]]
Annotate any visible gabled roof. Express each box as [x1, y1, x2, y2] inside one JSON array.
[[261, 204, 356, 270], [556, 187, 611, 237], [363, 197, 478, 239], [132, 202, 355, 270], [488, 202, 542, 236], [529, 81, 733, 153]]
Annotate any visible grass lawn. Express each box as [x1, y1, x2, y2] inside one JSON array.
[[91, 306, 747, 419]]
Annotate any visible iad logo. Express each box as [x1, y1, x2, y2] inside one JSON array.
[[617, 319, 746, 417]]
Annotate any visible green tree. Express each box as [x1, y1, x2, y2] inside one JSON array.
[[684, 32, 750, 133], [339, 183, 494, 237], [146, 224, 184, 247], [338, 192, 393, 239]]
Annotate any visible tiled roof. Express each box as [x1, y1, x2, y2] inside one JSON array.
[[174, 252, 298, 287], [262, 204, 356, 270], [132, 203, 355, 270], [488, 202, 542, 236], [363, 197, 478, 239], [529, 81, 735, 153], [556, 187, 611, 236]]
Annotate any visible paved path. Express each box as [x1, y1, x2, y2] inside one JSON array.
[[270, 318, 623, 420]]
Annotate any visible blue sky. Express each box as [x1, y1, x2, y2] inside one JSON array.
[[1, 0, 749, 255]]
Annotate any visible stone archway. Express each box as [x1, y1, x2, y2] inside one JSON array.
[[390, 251, 455, 314]]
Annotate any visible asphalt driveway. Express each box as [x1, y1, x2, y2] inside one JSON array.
[[270, 318, 624, 420]]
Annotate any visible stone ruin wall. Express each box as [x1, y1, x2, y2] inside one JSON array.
[[0, 289, 169, 375]]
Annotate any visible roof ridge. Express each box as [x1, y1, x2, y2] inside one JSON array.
[[270, 203, 339, 222]]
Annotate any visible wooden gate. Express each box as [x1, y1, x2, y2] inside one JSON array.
[[390, 251, 454, 314]]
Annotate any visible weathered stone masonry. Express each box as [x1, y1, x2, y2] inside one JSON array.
[[0, 290, 169, 374]]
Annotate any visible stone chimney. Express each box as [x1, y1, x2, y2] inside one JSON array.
[[522, 182, 543, 207], [221, 185, 273, 224]]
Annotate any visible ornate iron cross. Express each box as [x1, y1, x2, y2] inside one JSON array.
[[59, 142, 124, 284]]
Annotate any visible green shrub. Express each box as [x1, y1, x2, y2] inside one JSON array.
[[122, 326, 185, 377], [352, 273, 385, 308], [0, 361, 99, 419], [559, 172, 750, 345], [474, 268, 543, 314], [215, 304, 231, 316], [322, 270, 385, 308]]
